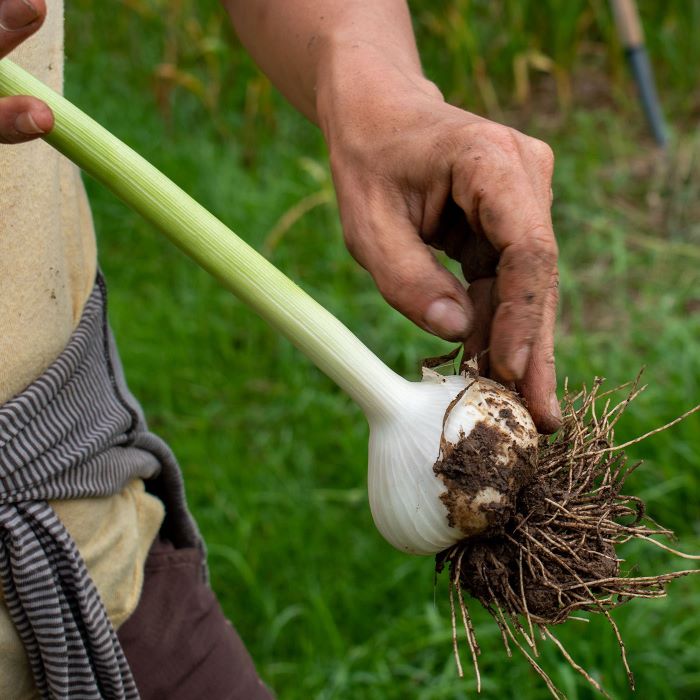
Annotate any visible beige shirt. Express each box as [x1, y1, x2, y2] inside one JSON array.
[[0, 3, 164, 697], [0, 1, 95, 403]]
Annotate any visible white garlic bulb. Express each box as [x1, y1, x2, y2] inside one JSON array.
[[368, 369, 538, 555]]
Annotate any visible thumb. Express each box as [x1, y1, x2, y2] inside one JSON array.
[[344, 202, 473, 341], [0, 95, 53, 144]]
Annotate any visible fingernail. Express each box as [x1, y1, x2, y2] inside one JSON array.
[[0, 0, 39, 31], [425, 299, 470, 339], [509, 346, 530, 379], [549, 393, 562, 423], [15, 111, 44, 135]]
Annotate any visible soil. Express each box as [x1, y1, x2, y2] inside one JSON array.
[[457, 522, 620, 620], [433, 420, 537, 536]]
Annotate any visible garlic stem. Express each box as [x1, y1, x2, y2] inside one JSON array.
[[0, 59, 408, 420]]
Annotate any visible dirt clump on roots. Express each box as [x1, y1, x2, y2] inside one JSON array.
[[436, 372, 700, 699]]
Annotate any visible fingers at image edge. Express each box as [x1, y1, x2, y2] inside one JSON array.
[[0, 0, 46, 56], [0, 95, 52, 143]]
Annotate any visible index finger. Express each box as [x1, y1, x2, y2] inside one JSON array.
[[0, 0, 45, 58], [517, 270, 561, 433], [452, 157, 558, 382], [490, 227, 558, 381]]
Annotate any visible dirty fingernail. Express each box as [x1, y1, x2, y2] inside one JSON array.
[[425, 299, 470, 339], [549, 393, 562, 423], [509, 345, 530, 379], [0, 0, 39, 31], [15, 111, 44, 135]]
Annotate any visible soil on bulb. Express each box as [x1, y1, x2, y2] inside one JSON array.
[[433, 419, 537, 536]]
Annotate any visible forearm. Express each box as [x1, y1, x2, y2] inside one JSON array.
[[222, 0, 438, 126]]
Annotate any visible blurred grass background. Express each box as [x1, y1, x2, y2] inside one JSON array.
[[65, 1, 699, 698]]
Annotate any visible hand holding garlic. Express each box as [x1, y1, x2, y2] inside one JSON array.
[[316, 53, 561, 435], [0, 0, 53, 144]]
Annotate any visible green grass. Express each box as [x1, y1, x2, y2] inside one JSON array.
[[64, 1, 699, 698]]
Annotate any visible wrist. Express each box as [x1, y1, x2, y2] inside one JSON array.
[[314, 37, 444, 148]]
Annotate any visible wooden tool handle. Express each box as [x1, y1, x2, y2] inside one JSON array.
[[611, 0, 644, 48]]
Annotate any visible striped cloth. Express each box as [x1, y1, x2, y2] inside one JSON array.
[[0, 275, 204, 699]]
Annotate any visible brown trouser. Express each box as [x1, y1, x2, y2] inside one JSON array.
[[117, 538, 274, 700]]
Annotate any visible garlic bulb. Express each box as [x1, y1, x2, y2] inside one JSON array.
[[368, 369, 538, 555]]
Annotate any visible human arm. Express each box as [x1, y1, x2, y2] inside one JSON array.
[[223, 0, 561, 432], [0, 0, 52, 142]]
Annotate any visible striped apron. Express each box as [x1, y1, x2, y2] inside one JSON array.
[[0, 274, 204, 699]]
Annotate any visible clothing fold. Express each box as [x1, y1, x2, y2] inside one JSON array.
[[0, 274, 204, 700]]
